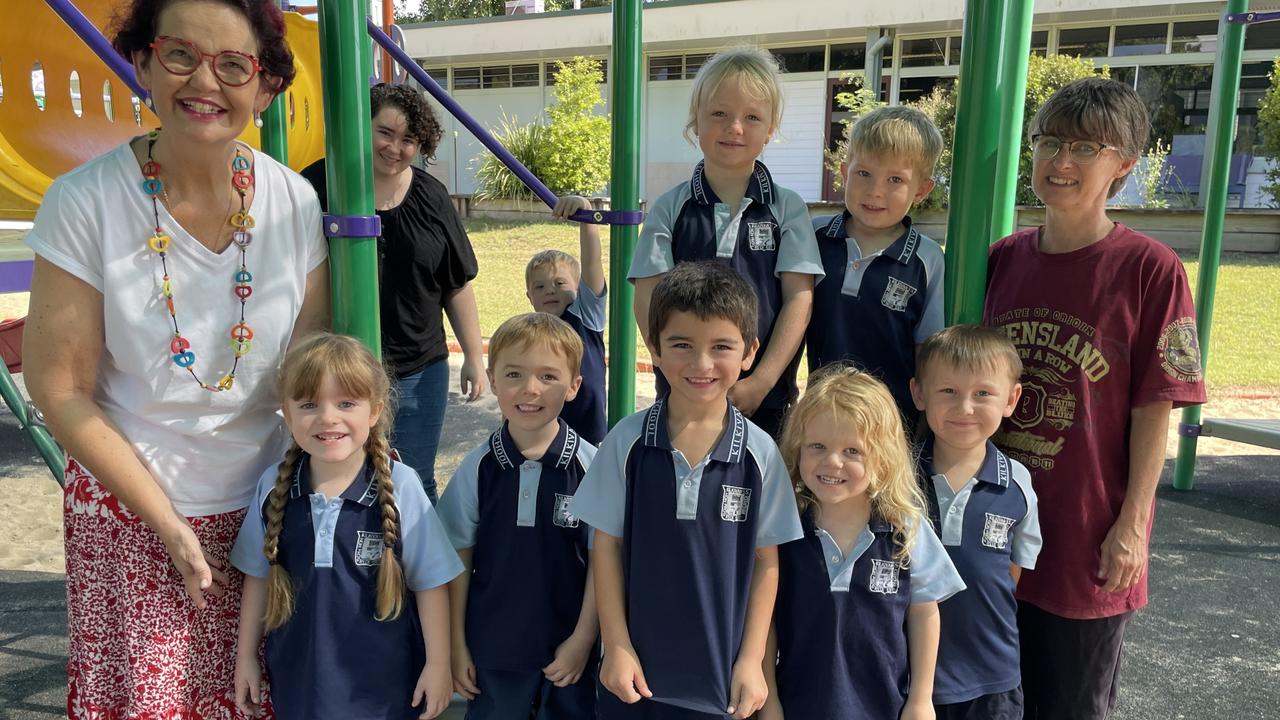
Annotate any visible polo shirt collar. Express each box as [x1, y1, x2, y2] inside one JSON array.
[[490, 419, 579, 471], [801, 505, 893, 536], [689, 160, 776, 207], [290, 453, 380, 506], [922, 437, 1011, 489], [823, 211, 922, 266], [641, 399, 747, 464]]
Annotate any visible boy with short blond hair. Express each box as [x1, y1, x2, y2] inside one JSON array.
[[529, 197, 608, 444], [572, 261, 804, 719], [911, 325, 1041, 720], [437, 312, 599, 720], [809, 105, 946, 428]]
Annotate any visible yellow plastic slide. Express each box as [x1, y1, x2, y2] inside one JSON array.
[[0, 0, 326, 220]]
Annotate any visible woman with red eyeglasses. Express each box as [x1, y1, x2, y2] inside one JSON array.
[[22, 1, 329, 717]]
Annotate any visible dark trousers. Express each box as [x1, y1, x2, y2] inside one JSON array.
[[464, 666, 596, 720], [595, 685, 728, 720], [935, 686, 1024, 720], [1018, 601, 1132, 720]]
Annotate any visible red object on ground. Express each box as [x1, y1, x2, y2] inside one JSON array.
[[0, 317, 24, 373]]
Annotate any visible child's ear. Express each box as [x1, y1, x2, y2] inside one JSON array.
[[740, 337, 761, 372], [1004, 382, 1023, 418], [912, 178, 936, 205], [369, 401, 384, 428], [486, 368, 496, 396], [565, 374, 583, 403], [909, 377, 926, 411]]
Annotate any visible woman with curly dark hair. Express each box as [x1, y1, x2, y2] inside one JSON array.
[[304, 84, 485, 505], [22, 1, 329, 716]]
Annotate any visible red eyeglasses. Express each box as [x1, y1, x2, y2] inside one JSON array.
[[149, 35, 262, 87]]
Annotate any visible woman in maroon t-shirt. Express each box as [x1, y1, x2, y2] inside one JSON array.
[[983, 78, 1205, 720]]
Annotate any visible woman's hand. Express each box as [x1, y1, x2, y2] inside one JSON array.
[[459, 355, 487, 402], [158, 518, 227, 609]]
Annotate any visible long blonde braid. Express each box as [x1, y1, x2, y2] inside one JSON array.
[[368, 427, 406, 621], [263, 443, 305, 631]]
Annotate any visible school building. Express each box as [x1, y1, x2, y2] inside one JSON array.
[[400, 0, 1280, 207]]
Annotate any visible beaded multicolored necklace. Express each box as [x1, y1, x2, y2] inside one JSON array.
[[142, 130, 255, 392]]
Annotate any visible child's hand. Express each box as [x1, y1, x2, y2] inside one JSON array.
[[233, 652, 264, 717], [757, 697, 786, 720], [450, 642, 481, 700], [413, 660, 453, 719], [600, 644, 652, 704], [727, 658, 768, 718], [727, 376, 768, 417], [553, 195, 591, 221], [542, 631, 594, 687], [899, 695, 936, 720]]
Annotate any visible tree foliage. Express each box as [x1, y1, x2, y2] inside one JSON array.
[[474, 57, 611, 199], [1257, 58, 1280, 207]]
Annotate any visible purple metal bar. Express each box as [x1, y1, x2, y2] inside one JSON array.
[[1226, 11, 1280, 23], [43, 0, 149, 101], [0, 261, 34, 294], [366, 19, 638, 226]]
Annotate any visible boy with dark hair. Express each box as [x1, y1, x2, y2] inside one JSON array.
[[911, 324, 1042, 719], [437, 312, 599, 719], [809, 105, 946, 428], [573, 261, 804, 719], [984, 77, 1205, 719]]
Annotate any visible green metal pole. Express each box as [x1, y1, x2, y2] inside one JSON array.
[[317, 0, 381, 353], [0, 364, 64, 480], [1172, 1, 1248, 491], [943, 0, 1012, 325], [258, 0, 289, 164], [989, 1, 1033, 239], [607, 0, 641, 425]]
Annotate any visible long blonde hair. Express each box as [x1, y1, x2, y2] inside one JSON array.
[[262, 333, 404, 631], [780, 364, 924, 565]]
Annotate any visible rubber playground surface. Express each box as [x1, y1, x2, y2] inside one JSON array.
[[1, 355, 1277, 719]]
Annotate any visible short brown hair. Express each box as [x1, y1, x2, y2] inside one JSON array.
[[648, 261, 758, 355], [846, 105, 944, 178], [1028, 77, 1150, 198], [488, 312, 584, 376], [525, 250, 581, 286], [916, 324, 1022, 386]]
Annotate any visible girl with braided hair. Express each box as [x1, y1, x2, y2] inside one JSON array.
[[230, 333, 463, 719]]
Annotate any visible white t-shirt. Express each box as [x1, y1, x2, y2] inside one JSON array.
[[27, 142, 327, 515]]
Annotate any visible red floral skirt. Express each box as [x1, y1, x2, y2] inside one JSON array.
[[63, 457, 264, 719]]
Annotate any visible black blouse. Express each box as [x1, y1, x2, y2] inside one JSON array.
[[303, 162, 479, 377]]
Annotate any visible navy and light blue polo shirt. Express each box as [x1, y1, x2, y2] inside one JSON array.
[[921, 440, 1042, 705], [231, 457, 464, 720], [629, 161, 823, 411], [570, 400, 803, 714], [774, 507, 964, 719], [436, 419, 597, 673], [808, 212, 944, 424], [558, 283, 608, 444]]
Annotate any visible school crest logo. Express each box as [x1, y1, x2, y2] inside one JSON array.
[[868, 559, 901, 595], [553, 493, 580, 528], [720, 485, 752, 522], [1157, 317, 1203, 383], [354, 531, 385, 567], [747, 222, 776, 251], [880, 277, 917, 312], [981, 513, 1016, 550]]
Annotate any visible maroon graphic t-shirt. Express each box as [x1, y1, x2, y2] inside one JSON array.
[[984, 223, 1206, 619]]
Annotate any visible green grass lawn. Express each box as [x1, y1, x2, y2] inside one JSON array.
[[451, 218, 1280, 390]]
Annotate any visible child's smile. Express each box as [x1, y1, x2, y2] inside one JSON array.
[[799, 411, 871, 507]]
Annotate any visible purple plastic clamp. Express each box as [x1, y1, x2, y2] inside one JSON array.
[[1226, 11, 1280, 23], [323, 214, 383, 238], [1177, 422, 1203, 438], [569, 209, 646, 226]]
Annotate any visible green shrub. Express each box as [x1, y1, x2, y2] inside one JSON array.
[[473, 57, 611, 200], [474, 114, 551, 201], [1257, 58, 1280, 207]]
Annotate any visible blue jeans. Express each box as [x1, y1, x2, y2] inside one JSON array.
[[391, 356, 450, 504]]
